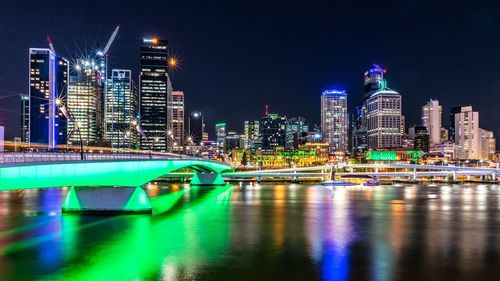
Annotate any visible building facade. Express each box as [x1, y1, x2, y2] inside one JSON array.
[[29, 48, 68, 148], [243, 120, 260, 149], [20, 95, 30, 143], [479, 128, 495, 160], [139, 38, 171, 151], [260, 114, 288, 151], [422, 99, 442, 146], [321, 90, 348, 152], [105, 69, 138, 149], [366, 89, 402, 149], [454, 106, 480, 160], [67, 58, 105, 146], [215, 123, 227, 155], [168, 91, 184, 152]]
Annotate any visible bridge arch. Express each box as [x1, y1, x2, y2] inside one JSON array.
[[0, 159, 233, 191]]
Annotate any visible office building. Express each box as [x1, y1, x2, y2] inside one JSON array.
[[20, 94, 29, 143], [260, 113, 288, 151], [105, 69, 138, 149], [29, 48, 68, 148], [454, 106, 480, 160], [243, 120, 260, 148], [321, 89, 348, 152], [411, 125, 430, 152], [168, 91, 184, 152], [188, 111, 205, 146], [67, 58, 105, 146], [139, 37, 171, 151], [366, 88, 402, 149], [422, 99, 442, 146], [215, 123, 227, 155], [479, 128, 495, 160]]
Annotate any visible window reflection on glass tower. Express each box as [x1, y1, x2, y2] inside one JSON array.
[[139, 37, 172, 152]]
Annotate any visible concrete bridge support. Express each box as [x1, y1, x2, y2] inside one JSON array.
[[190, 173, 226, 186], [62, 186, 152, 214], [412, 168, 417, 182]]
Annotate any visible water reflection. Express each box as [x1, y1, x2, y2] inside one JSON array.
[[0, 184, 499, 280]]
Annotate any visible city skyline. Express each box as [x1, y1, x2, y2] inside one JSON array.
[[1, 1, 500, 141]]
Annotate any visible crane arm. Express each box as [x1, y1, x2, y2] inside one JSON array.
[[103, 25, 120, 55], [46, 34, 56, 54]]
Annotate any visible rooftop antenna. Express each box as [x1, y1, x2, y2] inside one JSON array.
[[265, 104, 269, 116]]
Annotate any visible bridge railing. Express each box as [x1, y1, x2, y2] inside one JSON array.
[[0, 152, 192, 164]]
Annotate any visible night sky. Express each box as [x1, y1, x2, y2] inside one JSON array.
[[1, 0, 500, 140]]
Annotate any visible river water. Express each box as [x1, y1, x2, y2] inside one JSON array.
[[1, 183, 500, 280]]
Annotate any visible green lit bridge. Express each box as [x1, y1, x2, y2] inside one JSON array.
[[0, 152, 233, 214]]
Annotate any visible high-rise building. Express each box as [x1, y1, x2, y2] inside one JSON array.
[[139, 37, 171, 151], [260, 114, 288, 151], [188, 111, 205, 146], [29, 48, 68, 148], [243, 120, 260, 148], [479, 128, 495, 160], [67, 58, 105, 146], [454, 106, 480, 160], [422, 99, 442, 146], [352, 103, 368, 155], [20, 94, 29, 143], [168, 91, 184, 152], [410, 125, 430, 152], [321, 89, 348, 152], [105, 69, 138, 149], [215, 123, 227, 154], [366, 89, 402, 149]]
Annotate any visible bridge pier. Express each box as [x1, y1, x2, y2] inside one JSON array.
[[412, 168, 417, 182], [190, 173, 226, 186], [62, 186, 152, 214]]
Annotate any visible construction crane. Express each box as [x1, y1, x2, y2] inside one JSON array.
[[46, 34, 56, 54]]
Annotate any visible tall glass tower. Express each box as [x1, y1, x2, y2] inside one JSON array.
[[139, 37, 171, 152], [29, 48, 68, 148], [106, 69, 138, 149], [321, 90, 348, 152]]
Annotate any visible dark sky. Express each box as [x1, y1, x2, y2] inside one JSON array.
[[1, 0, 500, 140]]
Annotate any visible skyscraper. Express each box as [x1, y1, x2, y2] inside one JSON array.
[[260, 113, 288, 151], [215, 123, 226, 155], [105, 69, 138, 149], [364, 65, 402, 150], [288, 117, 309, 150], [422, 99, 442, 146], [168, 91, 184, 152], [188, 111, 205, 146], [67, 58, 105, 146], [243, 120, 260, 148], [454, 106, 480, 160], [139, 37, 171, 151], [366, 89, 402, 149], [321, 89, 348, 152], [29, 48, 68, 148]]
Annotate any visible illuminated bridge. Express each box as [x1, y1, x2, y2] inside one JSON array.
[[0, 152, 233, 214], [226, 163, 500, 182]]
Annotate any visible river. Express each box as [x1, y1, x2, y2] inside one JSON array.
[[0, 183, 500, 280]]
